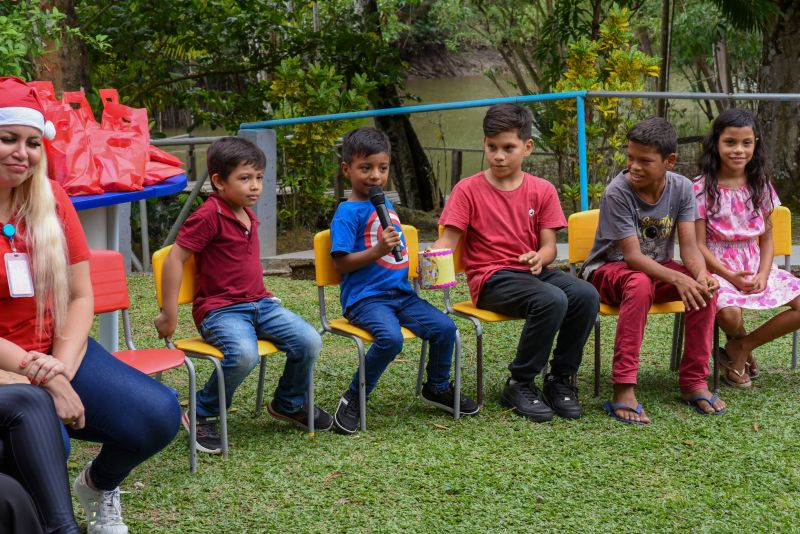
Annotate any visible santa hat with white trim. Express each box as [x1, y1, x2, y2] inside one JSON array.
[[0, 77, 56, 140]]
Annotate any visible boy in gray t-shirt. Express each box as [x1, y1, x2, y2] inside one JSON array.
[[582, 117, 725, 425]]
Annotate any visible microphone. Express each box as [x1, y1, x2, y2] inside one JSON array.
[[368, 186, 404, 262]]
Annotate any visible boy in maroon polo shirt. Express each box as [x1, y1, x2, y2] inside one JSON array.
[[155, 137, 332, 454], [433, 103, 599, 422]]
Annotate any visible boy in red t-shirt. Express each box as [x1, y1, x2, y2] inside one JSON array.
[[434, 103, 599, 422], [155, 137, 332, 454]]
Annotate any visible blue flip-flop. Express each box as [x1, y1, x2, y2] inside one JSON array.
[[683, 394, 726, 416], [603, 401, 647, 426]]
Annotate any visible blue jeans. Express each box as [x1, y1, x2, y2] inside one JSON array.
[[345, 290, 456, 396], [64, 338, 181, 491], [197, 298, 321, 417]]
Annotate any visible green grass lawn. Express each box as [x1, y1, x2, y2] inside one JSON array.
[[73, 273, 800, 532]]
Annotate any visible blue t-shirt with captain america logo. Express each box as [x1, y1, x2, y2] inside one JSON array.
[[330, 199, 415, 312]]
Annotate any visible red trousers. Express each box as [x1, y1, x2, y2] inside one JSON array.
[[590, 261, 716, 392]]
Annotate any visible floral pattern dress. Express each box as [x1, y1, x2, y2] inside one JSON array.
[[694, 176, 800, 310]]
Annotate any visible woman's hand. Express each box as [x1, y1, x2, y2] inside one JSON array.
[[41, 374, 85, 429], [19, 351, 66, 385]]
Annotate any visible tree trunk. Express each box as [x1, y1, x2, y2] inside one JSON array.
[[373, 85, 435, 211], [362, 0, 435, 211], [32, 0, 89, 93], [656, 0, 671, 117], [758, 1, 800, 199]]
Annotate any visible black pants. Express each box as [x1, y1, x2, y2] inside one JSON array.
[[0, 474, 44, 534], [477, 268, 599, 381], [0, 385, 79, 534]]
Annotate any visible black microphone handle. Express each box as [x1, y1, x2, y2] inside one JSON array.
[[374, 204, 404, 262]]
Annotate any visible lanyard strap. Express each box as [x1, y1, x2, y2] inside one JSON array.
[[3, 223, 16, 253]]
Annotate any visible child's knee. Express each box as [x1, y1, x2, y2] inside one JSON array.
[[226, 345, 261, 372], [532, 289, 569, 318], [373, 331, 405, 355], [624, 272, 655, 298]]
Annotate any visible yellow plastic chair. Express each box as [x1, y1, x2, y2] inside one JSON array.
[[760, 206, 797, 367], [314, 225, 463, 431], [567, 209, 718, 396], [438, 226, 518, 407], [153, 246, 314, 456]]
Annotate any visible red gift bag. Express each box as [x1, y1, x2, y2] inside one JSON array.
[[94, 100, 150, 191], [29, 81, 57, 103], [90, 128, 145, 192], [61, 91, 96, 126], [145, 161, 186, 185], [149, 145, 184, 168], [44, 102, 103, 195]]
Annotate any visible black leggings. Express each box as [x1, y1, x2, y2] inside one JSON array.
[[0, 385, 79, 534]]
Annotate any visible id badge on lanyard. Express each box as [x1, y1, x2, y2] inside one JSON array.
[[3, 223, 34, 298]]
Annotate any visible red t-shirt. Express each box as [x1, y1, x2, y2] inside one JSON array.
[[0, 180, 90, 353], [439, 171, 567, 303], [176, 194, 270, 326]]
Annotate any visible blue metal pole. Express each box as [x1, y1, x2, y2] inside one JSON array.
[[240, 91, 588, 129], [575, 95, 589, 211]]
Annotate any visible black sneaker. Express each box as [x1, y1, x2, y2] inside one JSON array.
[[181, 410, 222, 454], [500, 378, 554, 422], [421, 381, 480, 416], [543, 373, 583, 419], [333, 389, 360, 435], [267, 401, 333, 431]]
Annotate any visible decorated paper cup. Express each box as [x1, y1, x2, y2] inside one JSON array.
[[419, 248, 456, 289]]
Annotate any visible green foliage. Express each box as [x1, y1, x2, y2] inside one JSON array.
[[0, 0, 106, 78], [270, 58, 376, 230], [562, 180, 607, 212], [131, 192, 204, 258], [551, 5, 659, 184]]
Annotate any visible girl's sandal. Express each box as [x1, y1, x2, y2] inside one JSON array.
[[724, 367, 752, 389]]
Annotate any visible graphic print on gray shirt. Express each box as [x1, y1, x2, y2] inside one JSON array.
[[580, 170, 698, 280]]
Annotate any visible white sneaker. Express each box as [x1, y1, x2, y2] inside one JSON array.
[[73, 462, 129, 534]]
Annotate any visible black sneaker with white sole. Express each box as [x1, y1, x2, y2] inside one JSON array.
[[543, 373, 583, 419], [333, 389, 360, 435], [500, 378, 554, 422], [267, 401, 333, 431], [181, 410, 222, 454], [420, 381, 480, 416]]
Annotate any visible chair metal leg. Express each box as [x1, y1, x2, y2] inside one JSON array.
[[307, 366, 315, 437], [154, 371, 164, 383], [674, 313, 685, 370], [467, 317, 484, 407], [255, 355, 268, 414], [355, 338, 367, 432], [594, 317, 601, 397], [206, 357, 229, 458], [453, 331, 462, 420], [184, 357, 197, 474], [670, 314, 681, 371], [793, 331, 798, 370], [416, 340, 428, 396]]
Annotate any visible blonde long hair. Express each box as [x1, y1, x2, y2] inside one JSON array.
[[11, 151, 69, 339]]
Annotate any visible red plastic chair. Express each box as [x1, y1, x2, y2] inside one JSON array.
[[88, 249, 198, 473]]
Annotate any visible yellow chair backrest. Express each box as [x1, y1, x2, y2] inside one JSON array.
[[152, 245, 199, 307], [314, 225, 419, 287], [772, 205, 792, 258], [437, 225, 466, 273], [568, 209, 600, 265]]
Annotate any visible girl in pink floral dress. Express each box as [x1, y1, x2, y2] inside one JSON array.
[[694, 108, 800, 388]]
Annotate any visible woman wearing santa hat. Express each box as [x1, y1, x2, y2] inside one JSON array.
[[0, 77, 180, 534]]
